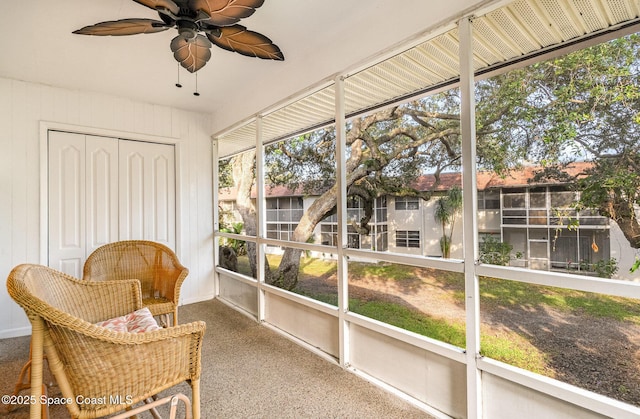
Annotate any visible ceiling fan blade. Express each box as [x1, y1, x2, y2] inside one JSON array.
[[207, 25, 284, 60], [132, 0, 180, 15], [170, 35, 213, 73], [73, 19, 171, 36], [189, 0, 264, 26]]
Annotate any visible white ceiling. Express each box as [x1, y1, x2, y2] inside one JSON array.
[[0, 0, 495, 132]]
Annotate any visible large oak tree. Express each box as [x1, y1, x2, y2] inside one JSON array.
[[223, 33, 640, 288]]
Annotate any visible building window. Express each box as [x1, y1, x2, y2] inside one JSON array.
[[477, 190, 500, 210], [347, 195, 366, 224], [502, 189, 526, 209], [395, 196, 419, 210], [502, 189, 527, 225], [529, 188, 547, 208], [375, 224, 388, 251], [347, 225, 360, 249], [396, 230, 420, 248], [267, 223, 298, 241], [550, 190, 577, 208], [320, 195, 389, 251], [266, 197, 303, 244], [376, 196, 388, 222], [266, 197, 303, 222], [321, 224, 338, 247]]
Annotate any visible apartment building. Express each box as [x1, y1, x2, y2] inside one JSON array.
[[220, 162, 635, 279]]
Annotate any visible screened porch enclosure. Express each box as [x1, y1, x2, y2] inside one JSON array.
[[212, 1, 640, 418], [500, 186, 611, 273]]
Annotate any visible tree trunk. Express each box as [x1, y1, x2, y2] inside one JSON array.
[[230, 150, 349, 288], [272, 184, 340, 289], [606, 199, 640, 249], [232, 151, 259, 278], [271, 144, 372, 289], [440, 219, 448, 258]]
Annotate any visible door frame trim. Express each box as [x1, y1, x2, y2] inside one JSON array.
[[39, 120, 183, 267]]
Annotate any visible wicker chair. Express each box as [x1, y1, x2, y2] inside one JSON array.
[[7, 264, 205, 419], [83, 240, 188, 326]]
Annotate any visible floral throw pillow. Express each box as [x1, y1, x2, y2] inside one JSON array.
[[95, 307, 161, 333]]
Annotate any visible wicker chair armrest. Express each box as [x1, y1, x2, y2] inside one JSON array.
[[89, 320, 205, 345], [169, 267, 189, 303], [45, 320, 206, 415], [48, 315, 205, 345], [69, 320, 205, 373]]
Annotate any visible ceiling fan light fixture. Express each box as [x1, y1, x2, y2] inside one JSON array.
[[177, 21, 198, 41]]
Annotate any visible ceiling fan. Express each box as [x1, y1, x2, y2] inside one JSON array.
[[73, 0, 284, 74]]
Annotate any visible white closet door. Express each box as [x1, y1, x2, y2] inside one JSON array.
[[48, 131, 86, 277], [49, 132, 118, 277], [86, 135, 119, 255], [49, 132, 176, 277], [118, 140, 175, 249]]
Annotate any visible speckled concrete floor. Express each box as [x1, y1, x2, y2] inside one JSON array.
[[1, 298, 433, 418]]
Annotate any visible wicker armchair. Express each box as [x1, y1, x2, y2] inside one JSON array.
[[83, 240, 188, 326], [7, 264, 205, 419]]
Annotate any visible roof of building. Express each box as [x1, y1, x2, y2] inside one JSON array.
[[219, 161, 593, 200], [416, 161, 592, 191]]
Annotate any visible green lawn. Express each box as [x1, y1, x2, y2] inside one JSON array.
[[233, 254, 639, 375], [479, 276, 640, 324], [296, 288, 549, 375]]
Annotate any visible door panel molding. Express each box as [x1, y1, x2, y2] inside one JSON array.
[[48, 131, 85, 274], [119, 140, 175, 247], [86, 135, 119, 255]]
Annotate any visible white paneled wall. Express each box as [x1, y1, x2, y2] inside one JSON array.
[[0, 76, 214, 338]]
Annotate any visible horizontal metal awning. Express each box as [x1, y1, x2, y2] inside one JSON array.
[[215, 0, 640, 158]]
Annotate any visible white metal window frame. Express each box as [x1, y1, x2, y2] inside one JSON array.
[[394, 196, 421, 211], [211, 2, 640, 418], [395, 230, 421, 248]]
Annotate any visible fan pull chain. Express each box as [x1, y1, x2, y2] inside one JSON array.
[[194, 44, 200, 96], [176, 64, 182, 88]]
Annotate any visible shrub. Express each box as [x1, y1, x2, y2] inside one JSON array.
[[479, 236, 513, 266], [579, 258, 618, 278]]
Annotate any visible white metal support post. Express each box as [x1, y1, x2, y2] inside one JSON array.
[[459, 16, 482, 419], [212, 139, 220, 298], [335, 75, 350, 367], [256, 116, 267, 321]]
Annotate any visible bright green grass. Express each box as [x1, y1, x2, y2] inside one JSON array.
[[350, 299, 467, 347], [299, 256, 338, 278], [480, 276, 640, 324], [297, 289, 467, 347], [480, 333, 549, 374], [298, 290, 548, 373], [348, 261, 420, 282], [235, 254, 636, 374], [244, 254, 640, 324], [240, 254, 640, 324]]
